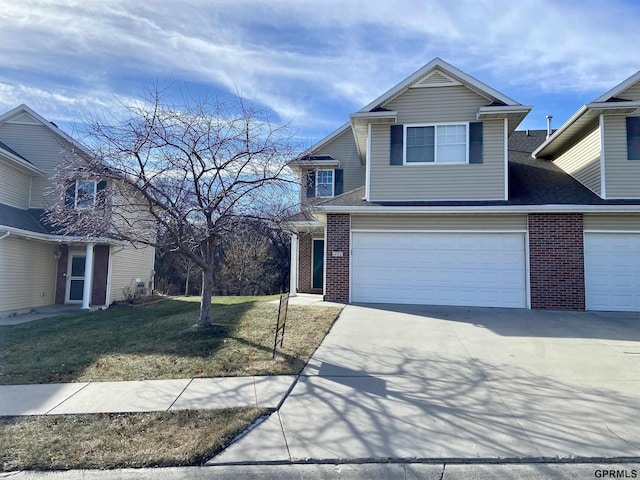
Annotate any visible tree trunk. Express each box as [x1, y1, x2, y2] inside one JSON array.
[[199, 268, 214, 327]]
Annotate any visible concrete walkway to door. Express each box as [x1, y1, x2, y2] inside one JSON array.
[[213, 304, 640, 463]]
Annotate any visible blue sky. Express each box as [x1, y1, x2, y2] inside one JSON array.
[[1, 0, 640, 148]]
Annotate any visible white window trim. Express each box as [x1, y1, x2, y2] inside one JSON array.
[[315, 169, 335, 198], [75, 180, 97, 209], [403, 122, 469, 165]]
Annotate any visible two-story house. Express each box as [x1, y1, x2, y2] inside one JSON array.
[[0, 104, 155, 317], [289, 58, 640, 312]]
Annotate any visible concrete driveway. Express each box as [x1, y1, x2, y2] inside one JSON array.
[[213, 304, 640, 463]]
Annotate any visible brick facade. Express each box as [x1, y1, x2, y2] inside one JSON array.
[[54, 244, 111, 306], [297, 233, 322, 294], [91, 245, 110, 305], [528, 213, 585, 310], [325, 214, 350, 303]]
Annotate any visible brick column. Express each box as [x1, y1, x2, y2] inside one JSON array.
[[297, 233, 313, 293], [325, 214, 350, 303], [91, 245, 110, 306], [528, 213, 585, 310]]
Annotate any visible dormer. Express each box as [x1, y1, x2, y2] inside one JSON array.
[[533, 71, 640, 199], [352, 58, 531, 202]]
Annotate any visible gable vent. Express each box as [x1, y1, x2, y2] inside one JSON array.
[[7, 112, 41, 125], [412, 69, 462, 88]]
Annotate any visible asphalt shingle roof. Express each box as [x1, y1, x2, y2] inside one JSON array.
[[0, 204, 52, 234]]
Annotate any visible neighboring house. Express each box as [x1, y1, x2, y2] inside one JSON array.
[[288, 57, 640, 312], [0, 105, 155, 317]]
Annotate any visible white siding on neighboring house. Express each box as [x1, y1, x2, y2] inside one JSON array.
[[553, 121, 601, 196], [0, 160, 31, 208], [108, 245, 155, 303], [603, 115, 640, 198], [0, 122, 72, 208], [0, 236, 57, 316]]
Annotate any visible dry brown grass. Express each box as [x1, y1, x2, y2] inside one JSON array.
[[0, 408, 267, 471], [0, 296, 343, 384]]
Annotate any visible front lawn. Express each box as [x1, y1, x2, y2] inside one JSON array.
[[0, 408, 267, 471], [0, 296, 342, 385]]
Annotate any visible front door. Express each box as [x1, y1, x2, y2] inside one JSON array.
[[312, 239, 324, 290], [66, 254, 86, 303]]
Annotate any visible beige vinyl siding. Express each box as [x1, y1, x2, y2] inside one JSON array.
[[369, 118, 505, 201], [0, 123, 73, 208], [351, 214, 527, 230], [553, 121, 601, 196], [0, 236, 57, 315], [618, 83, 640, 100], [0, 160, 31, 208], [108, 245, 155, 303], [584, 214, 640, 230], [312, 129, 364, 193], [603, 115, 640, 198]]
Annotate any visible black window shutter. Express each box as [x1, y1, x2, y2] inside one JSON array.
[[97, 180, 107, 191], [306, 170, 316, 197], [64, 182, 76, 208], [390, 125, 404, 165], [334, 169, 344, 196], [627, 117, 640, 160], [469, 122, 483, 164]]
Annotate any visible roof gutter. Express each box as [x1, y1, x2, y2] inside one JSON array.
[[0, 224, 118, 244], [314, 204, 640, 214]]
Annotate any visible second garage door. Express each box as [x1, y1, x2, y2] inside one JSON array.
[[585, 232, 640, 311], [351, 231, 527, 308]]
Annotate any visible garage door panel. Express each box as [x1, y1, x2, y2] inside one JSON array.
[[351, 232, 527, 308], [585, 233, 640, 311]]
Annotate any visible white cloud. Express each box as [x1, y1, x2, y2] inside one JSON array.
[[1, 0, 639, 136]]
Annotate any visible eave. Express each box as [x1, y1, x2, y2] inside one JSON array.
[[0, 149, 46, 176], [349, 111, 398, 163], [477, 105, 533, 134], [313, 204, 640, 215], [533, 101, 640, 159], [0, 224, 119, 245]]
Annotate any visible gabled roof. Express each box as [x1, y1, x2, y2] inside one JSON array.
[[358, 57, 521, 113], [534, 70, 640, 159], [0, 104, 91, 158], [304, 58, 532, 163]]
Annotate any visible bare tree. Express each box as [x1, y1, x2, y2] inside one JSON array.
[[46, 87, 298, 327]]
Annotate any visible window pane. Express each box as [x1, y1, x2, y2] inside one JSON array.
[[71, 256, 85, 277], [316, 170, 334, 196], [406, 126, 434, 162], [76, 180, 96, 208], [436, 125, 466, 163]]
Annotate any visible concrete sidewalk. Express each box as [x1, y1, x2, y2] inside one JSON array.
[[212, 304, 640, 464], [0, 376, 295, 415]]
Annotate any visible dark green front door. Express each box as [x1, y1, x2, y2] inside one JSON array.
[[312, 239, 324, 290]]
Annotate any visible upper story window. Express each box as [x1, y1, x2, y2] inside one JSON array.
[[75, 180, 97, 208], [405, 123, 468, 164], [66, 179, 107, 209], [316, 169, 334, 197], [305, 168, 344, 199]]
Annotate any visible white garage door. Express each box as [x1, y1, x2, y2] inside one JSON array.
[[585, 233, 640, 311], [351, 232, 527, 308]]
